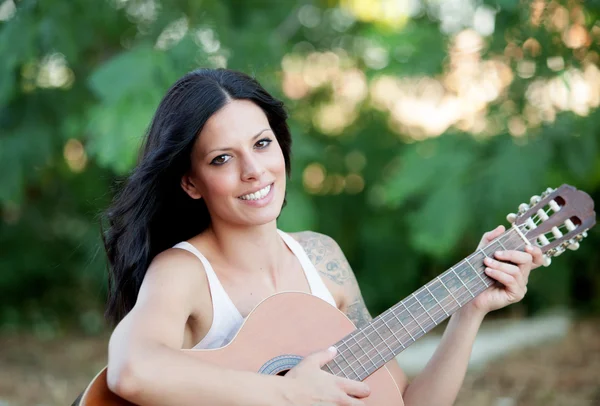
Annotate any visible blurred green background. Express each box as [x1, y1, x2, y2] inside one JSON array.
[[0, 0, 599, 405]]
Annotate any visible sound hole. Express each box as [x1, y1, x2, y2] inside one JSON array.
[[258, 354, 302, 376]]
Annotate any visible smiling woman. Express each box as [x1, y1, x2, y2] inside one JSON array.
[[102, 69, 292, 325], [95, 68, 542, 406]]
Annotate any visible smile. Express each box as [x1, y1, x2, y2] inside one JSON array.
[[238, 184, 272, 201]]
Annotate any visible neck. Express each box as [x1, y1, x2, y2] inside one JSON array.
[[207, 221, 286, 277], [323, 226, 528, 381]]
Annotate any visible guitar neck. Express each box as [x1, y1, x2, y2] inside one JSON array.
[[323, 226, 527, 381]]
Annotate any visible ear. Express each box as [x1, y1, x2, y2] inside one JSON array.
[[181, 174, 202, 200]]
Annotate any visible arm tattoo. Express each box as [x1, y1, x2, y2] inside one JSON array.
[[296, 232, 351, 286], [296, 232, 372, 328], [346, 296, 373, 328]]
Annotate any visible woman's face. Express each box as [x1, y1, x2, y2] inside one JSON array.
[[183, 99, 287, 228]]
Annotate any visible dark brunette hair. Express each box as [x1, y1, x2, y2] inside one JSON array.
[[102, 68, 291, 325]]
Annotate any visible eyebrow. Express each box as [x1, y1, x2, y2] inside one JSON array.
[[206, 128, 272, 156]]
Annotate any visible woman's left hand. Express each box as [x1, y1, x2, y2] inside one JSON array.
[[464, 225, 545, 315]]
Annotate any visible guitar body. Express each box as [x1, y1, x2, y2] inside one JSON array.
[[80, 292, 404, 406]]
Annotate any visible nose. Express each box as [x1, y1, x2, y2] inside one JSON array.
[[240, 154, 265, 182]]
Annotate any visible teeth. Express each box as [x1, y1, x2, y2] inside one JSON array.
[[240, 184, 271, 201]]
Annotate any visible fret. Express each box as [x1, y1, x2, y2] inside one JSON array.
[[437, 275, 461, 306], [348, 335, 371, 377], [353, 332, 378, 373], [476, 249, 493, 287], [401, 300, 427, 334], [337, 344, 360, 379], [411, 292, 436, 325], [451, 267, 475, 298], [425, 283, 449, 317], [323, 363, 334, 374], [329, 357, 348, 378], [496, 237, 507, 250], [360, 326, 386, 367], [465, 257, 489, 286], [430, 278, 460, 313], [391, 309, 415, 342], [381, 313, 405, 350], [370, 320, 395, 355]]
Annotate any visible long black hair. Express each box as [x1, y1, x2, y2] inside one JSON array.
[[102, 68, 292, 326]]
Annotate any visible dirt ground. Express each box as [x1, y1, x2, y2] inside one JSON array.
[[0, 319, 598, 406]]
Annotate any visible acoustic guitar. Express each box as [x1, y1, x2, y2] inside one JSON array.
[[78, 184, 596, 406]]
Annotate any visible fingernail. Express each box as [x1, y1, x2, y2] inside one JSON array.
[[328, 346, 337, 354]]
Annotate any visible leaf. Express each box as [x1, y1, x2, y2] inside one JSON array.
[[384, 138, 475, 207], [409, 181, 470, 257], [277, 187, 317, 232], [0, 123, 53, 203], [86, 93, 158, 174], [481, 137, 551, 215], [88, 45, 174, 103]]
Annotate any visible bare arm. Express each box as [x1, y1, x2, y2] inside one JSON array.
[[295, 231, 487, 406], [107, 249, 286, 406]]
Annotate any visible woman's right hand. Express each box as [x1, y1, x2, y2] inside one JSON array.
[[282, 346, 371, 406]]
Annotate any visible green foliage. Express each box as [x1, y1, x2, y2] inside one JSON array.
[[1, 0, 599, 331]]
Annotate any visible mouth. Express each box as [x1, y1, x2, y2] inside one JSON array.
[[238, 183, 273, 201]]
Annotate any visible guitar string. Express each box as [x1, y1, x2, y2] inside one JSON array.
[[327, 231, 523, 378], [338, 229, 530, 378], [327, 228, 524, 377], [328, 227, 529, 379], [329, 207, 573, 378]]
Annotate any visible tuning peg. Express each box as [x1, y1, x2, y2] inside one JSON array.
[[554, 247, 565, 256], [541, 187, 555, 198], [518, 203, 530, 213], [530, 195, 541, 205], [542, 255, 552, 267], [549, 199, 562, 212], [583, 231, 588, 238], [568, 242, 580, 251], [506, 213, 517, 223]]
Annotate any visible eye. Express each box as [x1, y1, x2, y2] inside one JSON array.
[[255, 138, 272, 149], [210, 154, 231, 165]]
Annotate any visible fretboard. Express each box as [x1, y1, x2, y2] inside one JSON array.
[[323, 227, 527, 381]]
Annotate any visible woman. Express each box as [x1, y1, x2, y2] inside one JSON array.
[[104, 68, 543, 406]]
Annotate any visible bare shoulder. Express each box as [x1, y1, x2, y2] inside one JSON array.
[[144, 247, 207, 291], [136, 247, 210, 320]]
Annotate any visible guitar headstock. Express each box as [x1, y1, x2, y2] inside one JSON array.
[[506, 184, 596, 266]]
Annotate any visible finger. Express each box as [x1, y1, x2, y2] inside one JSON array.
[[484, 268, 525, 300], [484, 256, 524, 282], [483, 226, 505, 243], [303, 346, 337, 368], [342, 395, 366, 406], [525, 245, 544, 267], [337, 378, 371, 399], [347, 397, 366, 406], [493, 250, 533, 266], [494, 250, 534, 279]]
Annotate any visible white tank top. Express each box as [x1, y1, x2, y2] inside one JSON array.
[[172, 229, 337, 349]]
